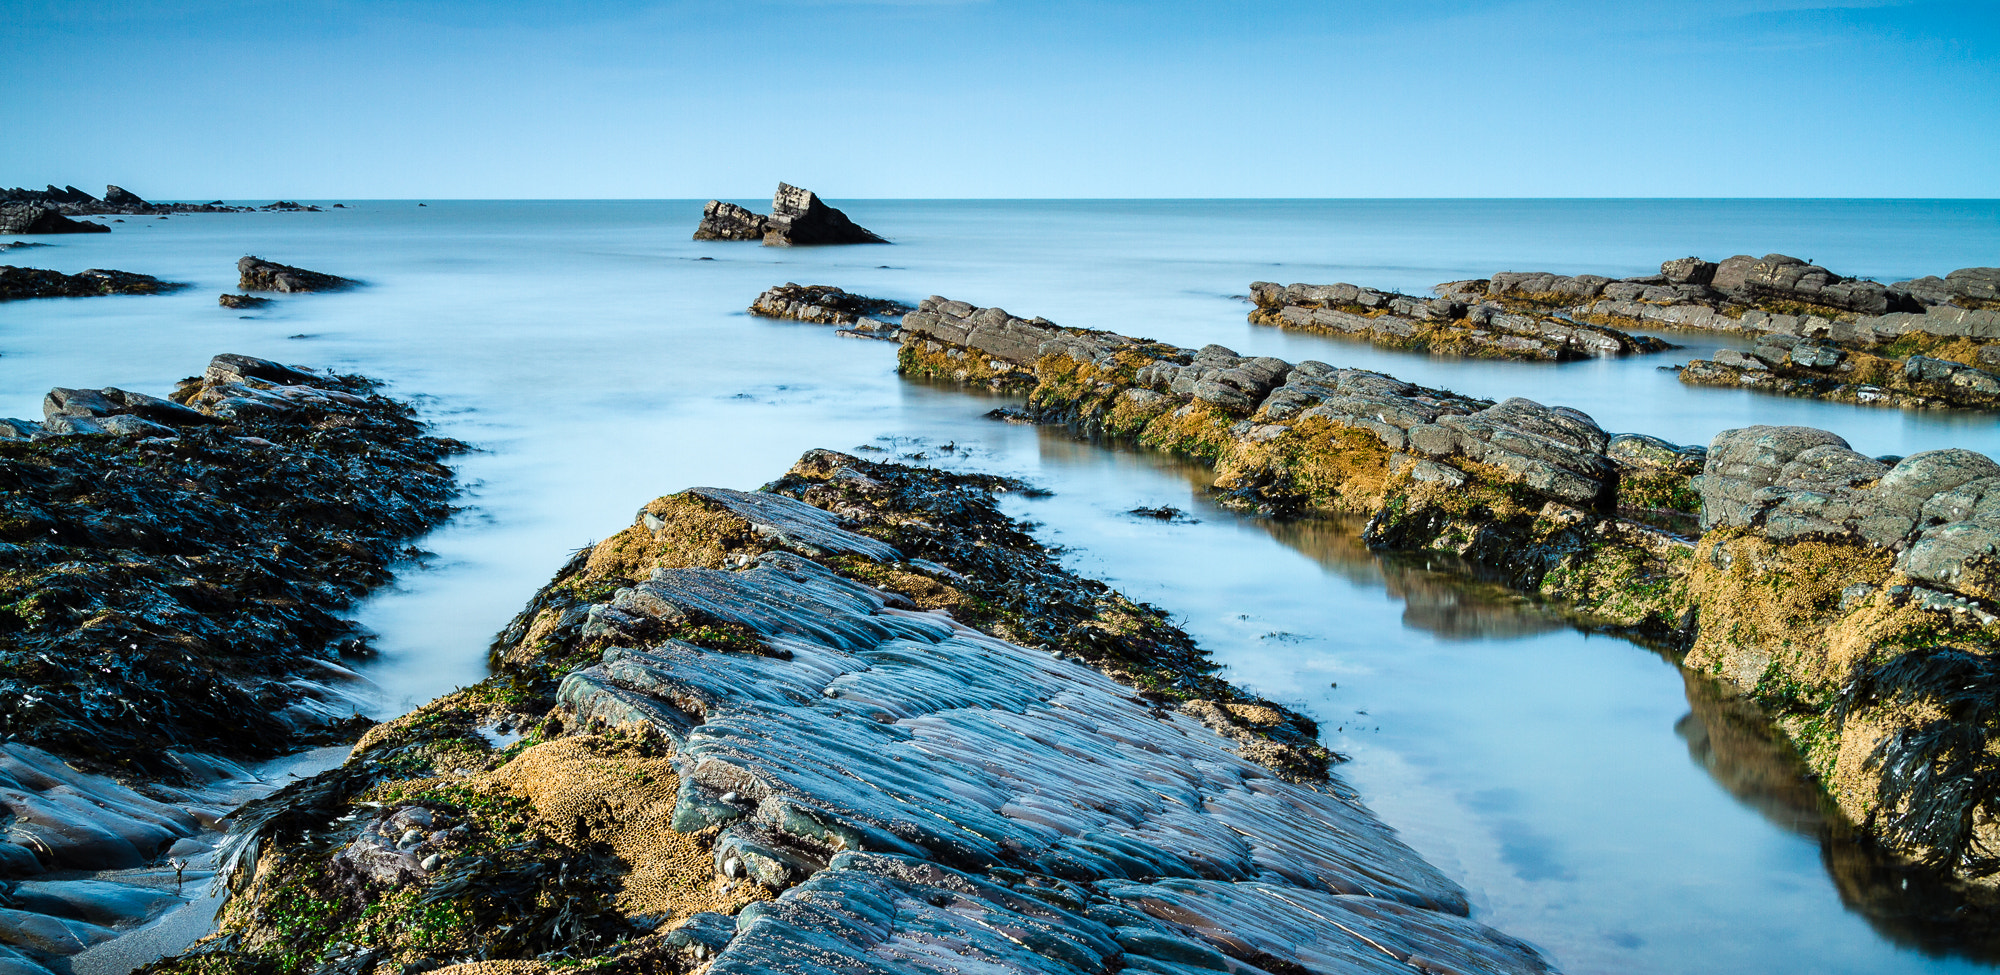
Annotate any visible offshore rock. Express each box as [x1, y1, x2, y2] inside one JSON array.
[[0, 184, 252, 216], [747, 283, 911, 339], [761, 182, 887, 246], [692, 200, 768, 241], [0, 205, 109, 235], [1678, 334, 2000, 411], [217, 293, 271, 309], [0, 266, 178, 299], [237, 255, 355, 293], [144, 453, 1551, 975], [1250, 279, 1674, 361]]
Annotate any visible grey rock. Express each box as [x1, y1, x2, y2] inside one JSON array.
[[761, 183, 886, 246], [1661, 256, 1718, 286], [1700, 426, 1852, 530], [237, 256, 354, 293], [0, 205, 109, 235], [693, 200, 768, 241]]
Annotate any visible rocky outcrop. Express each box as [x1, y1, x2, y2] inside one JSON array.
[[0, 266, 178, 299], [691, 200, 767, 241], [0, 205, 109, 235], [1251, 280, 1674, 361], [218, 293, 272, 309], [1678, 334, 2000, 410], [0, 355, 462, 975], [692, 184, 886, 246], [236, 255, 355, 293], [894, 292, 2000, 890], [0, 184, 255, 216], [142, 453, 1551, 975], [746, 283, 911, 339]]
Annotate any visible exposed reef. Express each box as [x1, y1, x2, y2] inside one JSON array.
[[219, 294, 273, 309], [0, 354, 463, 974], [1447, 255, 2000, 410], [1250, 280, 1674, 361], [139, 452, 1552, 975], [895, 292, 2000, 897], [0, 185, 316, 218], [693, 184, 886, 246], [747, 283, 911, 340], [0, 206, 110, 235], [0, 266, 181, 300], [237, 256, 355, 294]]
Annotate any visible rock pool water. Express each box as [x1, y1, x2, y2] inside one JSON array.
[[3, 198, 1998, 974]]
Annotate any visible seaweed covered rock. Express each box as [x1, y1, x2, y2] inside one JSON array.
[[746, 283, 911, 339], [236, 256, 355, 293], [1250, 279, 1674, 361], [142, 452, 1551, 975], [0, 353, 462, 773], [0, 266, 178, 300], [1679, 335, 2000, 411]]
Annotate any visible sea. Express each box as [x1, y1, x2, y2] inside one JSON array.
[[5, 198, 1999, 975]]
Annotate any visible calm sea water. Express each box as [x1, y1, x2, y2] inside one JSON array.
[[6, 199, 1999, 975]]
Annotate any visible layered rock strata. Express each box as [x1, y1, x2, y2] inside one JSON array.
[[1250, 280, 1673, 361], [143, 454, 1552, 975], [692, 183, 886, 246], [1445, 255, 2000, 408], [0, 354, 462, 975], [0, 266, 180, 300], [747, 283, 912, 340], [236, 256, 355, 293], [896, 294, 2000, 892]]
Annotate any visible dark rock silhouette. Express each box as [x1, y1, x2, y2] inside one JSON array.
[[692, 183, 886, 246]]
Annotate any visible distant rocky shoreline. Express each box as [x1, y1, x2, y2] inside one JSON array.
[[0, 185, 334, 236], [1250, 279, 1675, 361], [892, 291, 2000, 899]]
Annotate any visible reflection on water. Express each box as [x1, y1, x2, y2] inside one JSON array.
[[1678, 671, 2000, 962]]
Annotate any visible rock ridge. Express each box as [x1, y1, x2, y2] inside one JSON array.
[[1249, 280, 1674, 361]]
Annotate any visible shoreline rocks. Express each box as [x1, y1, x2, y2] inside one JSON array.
[[693, 183, 887, 246], [894, 292, 2000, 899], [0, 185, 318, 219], [139, 452, 1553, 975], [747, 283, 911, 340], [0, 355, 463, 975], [1250, 280, 1675, 361], [236, 255, 355, 293], [0, 205, 110, 235], [0, 266, 180, 300], [1677, 335, 2000, 410], [1452, 255, 2000, 409]]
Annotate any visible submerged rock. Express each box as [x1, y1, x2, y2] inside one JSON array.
[[747, 283, 911, 338], [236, 255, 355, 293], [217, 293, 271, 309], [0, 266, 178, 299]]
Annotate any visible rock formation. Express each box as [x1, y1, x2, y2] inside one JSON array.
[[140, 452, 1553, 975], [0, 205, 109, 235], [1678, 334, 2000, 410], [1250, 280, 1675, 361], [0, 355, 462, 975], [218, 293, 272, 309], [691, 200, 767, 241], [1443, 255, 2000, 409], [692, 184, 886, 246], [895, 292, 2000, 891], [0, 266, 178, 299], [0, 184, 256, 217], [237, 255, 356, 293], [747, 283, 912, 339]]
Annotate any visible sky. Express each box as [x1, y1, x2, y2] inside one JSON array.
[[3, 0, 1996, 198]]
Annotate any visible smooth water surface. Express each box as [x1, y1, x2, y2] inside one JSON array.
[[4, 199, 1998, 974]]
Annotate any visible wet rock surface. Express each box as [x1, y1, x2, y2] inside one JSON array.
[[236, 256, 354, 294], [139, 452, 1551, 975], [747, 284, 911, 340], [217, 294, 271, 309], [0, 267, 180, 300], [692, 184, 886, 246], [1678, 334, 2000, 411], [891, 289, 2000, 896], [0, 206, 110, 235], [1251, 279, 1674, 361]]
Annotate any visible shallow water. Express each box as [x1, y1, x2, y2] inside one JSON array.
[[4, 198, 1999, 974]]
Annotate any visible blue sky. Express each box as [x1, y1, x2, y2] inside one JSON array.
[[4, 0, 1994, 198]]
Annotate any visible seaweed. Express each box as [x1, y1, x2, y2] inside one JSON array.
[[1839, 647, 2000, 874], [419, 838, 631, 959]]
